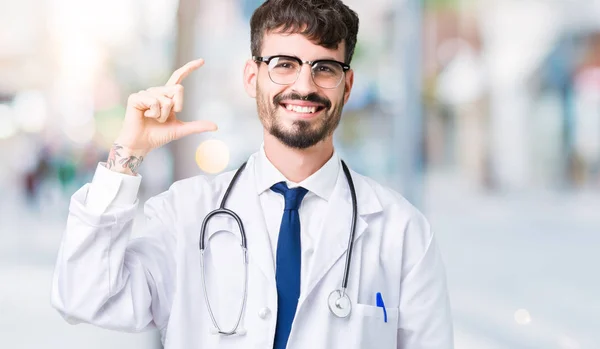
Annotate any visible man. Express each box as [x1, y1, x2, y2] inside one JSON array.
[[51, 0, 454, 348]]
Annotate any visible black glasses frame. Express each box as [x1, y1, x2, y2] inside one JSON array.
[[253, 55, 350, 88]]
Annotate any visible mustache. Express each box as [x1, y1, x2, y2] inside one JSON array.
[[273, 92, 331, 109]]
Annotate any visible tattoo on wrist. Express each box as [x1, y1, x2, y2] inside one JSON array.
[[107, 143, 144, 174]]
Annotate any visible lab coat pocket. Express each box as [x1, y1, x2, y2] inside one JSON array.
[[351, 303, 399, 348]]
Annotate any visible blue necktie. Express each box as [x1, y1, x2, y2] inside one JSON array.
[[271, 182, 308, 349]]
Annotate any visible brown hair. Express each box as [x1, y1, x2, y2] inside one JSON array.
[[250, 0, 360, 64]]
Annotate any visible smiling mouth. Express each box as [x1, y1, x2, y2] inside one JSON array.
[[280, 103, 326, 114]]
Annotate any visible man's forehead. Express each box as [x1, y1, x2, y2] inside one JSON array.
[[261, 32, 346, 60]]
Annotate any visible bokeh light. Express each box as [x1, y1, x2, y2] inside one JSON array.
[[63, 119, 96, 145], [13, 91, 48, 133], [0, 104, 17, 139], [195, 139, 230, 174], [514, 309, 532, 325]]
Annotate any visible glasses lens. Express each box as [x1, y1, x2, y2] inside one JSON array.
[[268, 57, 300, 85], [312, 61, 344, 89]]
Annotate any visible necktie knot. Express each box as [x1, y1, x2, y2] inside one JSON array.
[[271, 182, 308, 211]]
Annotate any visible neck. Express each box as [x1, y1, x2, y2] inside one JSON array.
[[263, 131, 334, 183]]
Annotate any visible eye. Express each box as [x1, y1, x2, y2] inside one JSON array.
[[314, 62, 341, 75], [317, 65, 333, 73], [275, 62, 295, 69]]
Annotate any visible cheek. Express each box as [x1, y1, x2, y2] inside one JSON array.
[[257, 83, 272, 102], [263, 87, 289, 104], [328, 89, 345, 105]]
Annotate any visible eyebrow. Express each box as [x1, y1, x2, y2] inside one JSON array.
[[275, 54, 340, 61]]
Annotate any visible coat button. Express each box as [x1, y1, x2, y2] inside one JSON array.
[[258, 307, 271, 319]]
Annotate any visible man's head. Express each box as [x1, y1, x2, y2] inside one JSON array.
[[243, 0, 359, 150]]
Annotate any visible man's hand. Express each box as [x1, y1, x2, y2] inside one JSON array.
[[107, 59, 218, 175]]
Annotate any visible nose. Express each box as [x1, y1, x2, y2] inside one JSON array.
[[291, 64, 319, 95]]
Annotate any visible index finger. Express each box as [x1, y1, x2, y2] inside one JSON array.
[[166, 59, 205, 86]]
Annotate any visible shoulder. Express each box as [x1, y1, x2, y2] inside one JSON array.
[[351, 171, 436, 276], [144, 151, 259, 214], [144, 168, 238, 213], [351, 170, 433, 243], [352, 170, 427, 220], [169, 169, 237, 196]]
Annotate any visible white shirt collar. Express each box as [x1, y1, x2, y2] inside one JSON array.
[[255, 144, 340, 201]]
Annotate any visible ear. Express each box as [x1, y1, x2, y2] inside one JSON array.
[[244, 59, 258, 98], [343, 69, 354, 105]]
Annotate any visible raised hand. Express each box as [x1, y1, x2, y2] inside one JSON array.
[[107, 59, 218, 175]]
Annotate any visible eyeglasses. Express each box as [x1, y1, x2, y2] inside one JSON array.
[[253, 55, 350, 89]]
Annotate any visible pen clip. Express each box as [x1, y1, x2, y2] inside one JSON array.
[[376, 292, 388, 323]]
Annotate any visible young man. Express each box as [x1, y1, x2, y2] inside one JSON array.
[[51, 0, 453, 348]]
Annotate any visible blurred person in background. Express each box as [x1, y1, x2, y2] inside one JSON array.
[[23, 147, 52, 207], [571, 33, 600, 186], [50, 0, 453, 348]]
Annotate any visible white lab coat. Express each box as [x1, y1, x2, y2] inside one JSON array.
[[51, 151, 453, 348]]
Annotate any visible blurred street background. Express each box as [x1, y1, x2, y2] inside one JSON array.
[[1, 0, 599, 348]]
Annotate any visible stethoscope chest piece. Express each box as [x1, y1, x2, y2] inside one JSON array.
[[328, 289, 352, 318]]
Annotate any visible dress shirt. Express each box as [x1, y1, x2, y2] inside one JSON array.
[[254, 145, 339, 293]]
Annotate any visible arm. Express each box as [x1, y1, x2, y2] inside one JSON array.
[[50, 59, 217, 332], [397, 214, 454, 348], [51, 159, 176, 332]]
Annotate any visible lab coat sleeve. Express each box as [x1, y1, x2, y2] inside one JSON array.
[[51, 163, 176, 333], [397, 213, 454, 348]]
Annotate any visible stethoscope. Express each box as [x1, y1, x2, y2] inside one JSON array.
[[199, 160, 358, 336]]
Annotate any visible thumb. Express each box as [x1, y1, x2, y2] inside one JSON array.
[[174, 120, 218, 139]]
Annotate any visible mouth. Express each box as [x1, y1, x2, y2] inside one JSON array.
[[279, 103, 326, 116]]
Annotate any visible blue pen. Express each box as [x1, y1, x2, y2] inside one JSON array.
[[376, 292, 387, 323]]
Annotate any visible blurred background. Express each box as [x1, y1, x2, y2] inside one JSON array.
[[1, 0, 599, 348]]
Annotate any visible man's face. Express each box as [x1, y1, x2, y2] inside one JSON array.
[[245, 32, 354, 149]]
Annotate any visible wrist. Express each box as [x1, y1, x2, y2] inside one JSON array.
[[106, 143, 147, 176]]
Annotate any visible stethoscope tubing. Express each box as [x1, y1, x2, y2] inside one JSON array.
[[198, 159, 358, 334], [339, 161, 357, 291]]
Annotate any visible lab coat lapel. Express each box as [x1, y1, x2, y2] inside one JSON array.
[[225, 157, 276, 288], [299, 167, 382, 306]]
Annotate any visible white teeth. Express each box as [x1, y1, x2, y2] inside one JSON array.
[[285, 104, 317, 113]]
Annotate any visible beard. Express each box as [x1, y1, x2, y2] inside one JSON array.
[[256, 83, 344, 149]]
